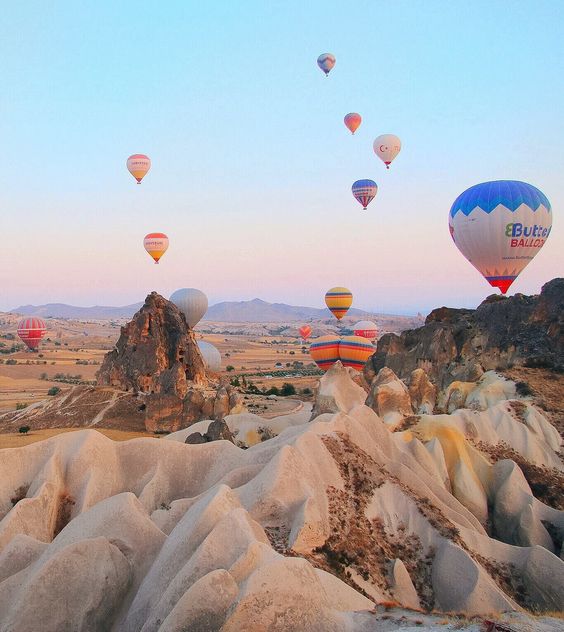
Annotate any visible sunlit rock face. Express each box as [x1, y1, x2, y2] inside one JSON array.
[[365, 278, 564, 388], [1, 361, 562, 630]]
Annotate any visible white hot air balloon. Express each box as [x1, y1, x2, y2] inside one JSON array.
[[373, 134, 401, 169], [449, 180, 552, 294], [170, 288, 209, 329], [197, 340, 222, 372]]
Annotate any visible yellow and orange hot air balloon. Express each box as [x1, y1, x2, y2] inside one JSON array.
[[325, 287, 353, 320], [338, 336, 374, 371], [299, 325, 312, 342], [127, 154, 151, 183], [309, 335, 341, 371], [144, 232, 169, 264], [344, 113, 362, 135]]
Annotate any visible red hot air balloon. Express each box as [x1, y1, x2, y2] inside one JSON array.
[[352, 320, 378, 340], [299, 325, 312, 342], [344, 113, 362, 135], [17, 317, 47, 351]]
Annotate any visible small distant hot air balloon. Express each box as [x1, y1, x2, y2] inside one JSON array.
[[17, 317, 47, 351], [338, 336, 374, 371], [309, 335, 341, 371], [352, 320, 378, 340], [352, 180, 378, 210], [197, 340, 222, 373], [325, 287, 353, 320], [144, 233, 169, 264], [127, 154, 151, 183], [344, 113, 362, 135], [373, 135, 401, 169], [449, 180, 552, 294], [299, 325, 312, 342], [317, 53, 336, 76], [170, 288, 209, 329]]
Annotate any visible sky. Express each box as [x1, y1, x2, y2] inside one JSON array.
[[1, 0, 563, 315]]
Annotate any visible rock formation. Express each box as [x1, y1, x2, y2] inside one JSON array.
[[97, 291, 206, 394], [0, 359, 563, 630], [365, 278, 564, 389]]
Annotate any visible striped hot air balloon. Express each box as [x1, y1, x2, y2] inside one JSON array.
[[309, 335, 341, 371], [325, 287, 353, 320], [299, 325, 312, 342], [344, 113, 362, 134], [17, 317, 47, 351], [127, 154, 151, 183], [338, 335, 374, 371], [352, 180, 378, 210], [352, 320, 378, 340], [144, 233, 169, 264], [317, 53, 336, 76]]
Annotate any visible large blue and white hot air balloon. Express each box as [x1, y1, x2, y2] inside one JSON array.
[[449, 180, 552, 294], [352, 179, 378, 210]]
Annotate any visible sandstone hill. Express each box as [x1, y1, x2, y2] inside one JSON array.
[[366, 278, 564, 390], [0, 360, 562, 630]]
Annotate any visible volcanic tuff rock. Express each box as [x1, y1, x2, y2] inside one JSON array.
[[97, 292, 206, 393], [365, 278, 564, 389]]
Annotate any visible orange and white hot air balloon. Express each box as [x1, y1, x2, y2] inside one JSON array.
[[299, 325, 312, 342], [344, 113, 362, 135], [127, 154, 151, 183], [309, 335, 341, 371], [144, 232, 169, 264], [338, 335, 374, 371]]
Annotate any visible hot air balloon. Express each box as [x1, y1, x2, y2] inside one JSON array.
[[144, 233, 169, 264], [344, 113, 361, 135], [17, 317, 47, 351], [197, 340, 222, 373], [299, 325, 312, 342], [325, 287, 353, 320], [449, 180, 552, 294], [352, 320, 378, 340], [309, 335, 341, 371], [352, 180, 378, 210], [373, 135, 401, 169], [170, 288, 209, 329], [338, 336, 374, 371], [127, 154, 151, 183], [317, 53, 336, 76]]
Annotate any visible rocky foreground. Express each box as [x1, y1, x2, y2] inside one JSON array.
[[0, 360, 562, 631]]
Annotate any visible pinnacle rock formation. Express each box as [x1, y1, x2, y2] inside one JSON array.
[[365, 278, 564, 389]]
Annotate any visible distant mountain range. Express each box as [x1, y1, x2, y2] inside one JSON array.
[[11, 298, 406, 323]]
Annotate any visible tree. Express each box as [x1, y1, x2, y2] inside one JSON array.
[[226, 365, 235, 372], [281, 383, 296, 396], [18, 426, 30, 435], [48, 386, 61, 396]]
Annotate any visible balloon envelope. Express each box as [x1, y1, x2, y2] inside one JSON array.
[[373, 135, 401, 169], [317, 53, 336, 75], [170, 288, 209, 328], [299, 325, 312, 341], [352, 320, 378, 340], [197, 340, 222, 373], [338, 336, 374, 371], [352, 180, 378, 210], [144, 233, 169, 264], [325, 287, 353, 320], [344, 113, 361, 134], [449, 180, 552, 294], [309, 335, 340, 371], [17, 317, 46, 351], [127, 154, 151, 183]]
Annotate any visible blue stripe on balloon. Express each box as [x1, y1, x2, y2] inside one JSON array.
[[449, 180, 551, 218]]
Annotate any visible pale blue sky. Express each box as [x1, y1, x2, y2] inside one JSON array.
[[1, 1, 562, 314]]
